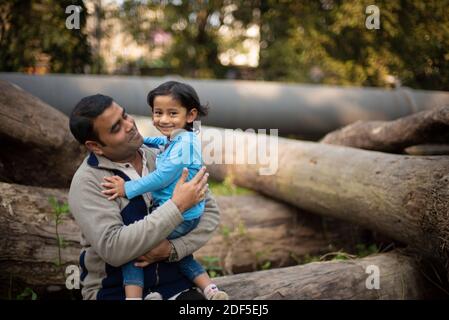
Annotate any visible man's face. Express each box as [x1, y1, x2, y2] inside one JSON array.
[[86, 102, 143, 162]]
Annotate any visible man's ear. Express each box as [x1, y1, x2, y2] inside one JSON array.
[[85, 140, 104, 155], [186, 108, 198, 124]]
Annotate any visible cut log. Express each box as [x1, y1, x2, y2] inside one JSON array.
[[404, 144, 449, 156], [203, 128, 449, 267], [0, 80, 86, 188], [0, 182, 359, 287], [195, 193, 369, 274], [213, 251, 447, 299], [320, 105, 449, 153]]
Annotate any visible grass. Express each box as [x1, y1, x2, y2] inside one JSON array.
[[208, 177, 253, 196], [48, 197, 70, 268], [292, 243, 381, 265]]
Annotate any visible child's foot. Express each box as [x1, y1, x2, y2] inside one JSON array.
[[203, 284, 229, 300], [209, 290, 229, 300], [144, 291, 163, 300]]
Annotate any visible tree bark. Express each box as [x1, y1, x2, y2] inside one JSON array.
[[213, 251, 446, 299], [320, 105, 449, 153], [404, 144, 449, 156], [0, 80, 86, 188], [203, 128, 449, 267], [0, 182, 359, 287]]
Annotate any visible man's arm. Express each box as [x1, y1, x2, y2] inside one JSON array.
[[69, 173, 183, 267], [168, 189, 220, 261], [135, 189, 220, 266], [69, 166, 209, 267]]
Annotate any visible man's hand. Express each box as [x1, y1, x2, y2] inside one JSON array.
[[172, 167, 209, 213], [101, 175, 126, 200], [134, 239, 171, 267]]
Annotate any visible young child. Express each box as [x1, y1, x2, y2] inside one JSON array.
[[101, 81, 228, 300]]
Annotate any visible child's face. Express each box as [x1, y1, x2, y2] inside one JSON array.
[[152, 95, 198, 137]]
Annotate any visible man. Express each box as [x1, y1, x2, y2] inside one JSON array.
[[68, 94, 220, 300]]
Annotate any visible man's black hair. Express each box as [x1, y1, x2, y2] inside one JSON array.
[[69, 94, 113, 145]]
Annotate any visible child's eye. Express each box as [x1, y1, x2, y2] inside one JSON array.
[[170, 112, 178, 116]]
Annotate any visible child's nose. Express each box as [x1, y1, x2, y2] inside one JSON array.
[[160, 114, 170, 123]]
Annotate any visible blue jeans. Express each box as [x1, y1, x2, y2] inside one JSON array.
[[122, 217, 206, 288]]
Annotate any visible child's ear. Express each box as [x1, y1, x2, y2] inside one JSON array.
[[186, 108, 198, 123], [85, 140, 104, 156]]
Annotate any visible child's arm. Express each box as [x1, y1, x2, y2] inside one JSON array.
[[143, 136, 168, 148], [102, 137, 193, 200]]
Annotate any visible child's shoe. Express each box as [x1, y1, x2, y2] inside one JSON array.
[[204, 284, 229, 300], [144, 291, 163, 300]]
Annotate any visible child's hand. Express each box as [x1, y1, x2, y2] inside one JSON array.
[[134, 260, 150, 268], [101, 175, 126, 200]]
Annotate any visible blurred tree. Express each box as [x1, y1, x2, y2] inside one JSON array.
[[258, 0, 449, 90], [119, 0, 259, 78], [3, 0, 445, 90], [119, 0, 448, 89], [0, 0, 91, 73]]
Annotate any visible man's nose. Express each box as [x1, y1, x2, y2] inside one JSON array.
[[125, 115, 135, 131]]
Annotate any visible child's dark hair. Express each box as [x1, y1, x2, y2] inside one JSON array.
[[147, 81, 208, 131]]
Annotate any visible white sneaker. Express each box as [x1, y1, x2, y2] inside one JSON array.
[[204, 284, 229, 300], [144, 291, 163, 300], [209, 290, 229, 300]]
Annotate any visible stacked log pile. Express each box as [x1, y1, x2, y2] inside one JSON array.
[[205, 106, 449, 269], [1, 80, 448, 299]]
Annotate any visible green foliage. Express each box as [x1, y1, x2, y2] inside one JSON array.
[[293, 242, 380, 265], [119, 0, 449, 89], [255, 250, 272, 270], [208, 178, 253, 196], [355, 243, 379, 258], [200, 256, 223, 278], [119, 0, 258, 78], [258, 0, 449, 90], [220, 225, 231, 239], [2, 1, 447, 90], [16, 287, 38, 300], [48, 197, 70, 267], [300, 253, 321, 264], [260, 260, 271, 270], [0, 0, 91, 73]]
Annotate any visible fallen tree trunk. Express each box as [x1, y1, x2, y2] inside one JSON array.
[[213, 251, 447, 299], [404, 144, 449, 156], [320, 105, 449, 153], [0, 182, 358, 287], [204, 128, 449, 267], [0, 81, 86, 188]]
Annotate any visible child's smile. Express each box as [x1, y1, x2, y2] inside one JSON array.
[[152, 95, 197, 137]]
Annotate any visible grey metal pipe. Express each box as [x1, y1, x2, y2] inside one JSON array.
[[2, 72, 449, 138]]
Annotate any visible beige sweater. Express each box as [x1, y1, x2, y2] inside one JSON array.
[[68, 146, 220, 299]]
